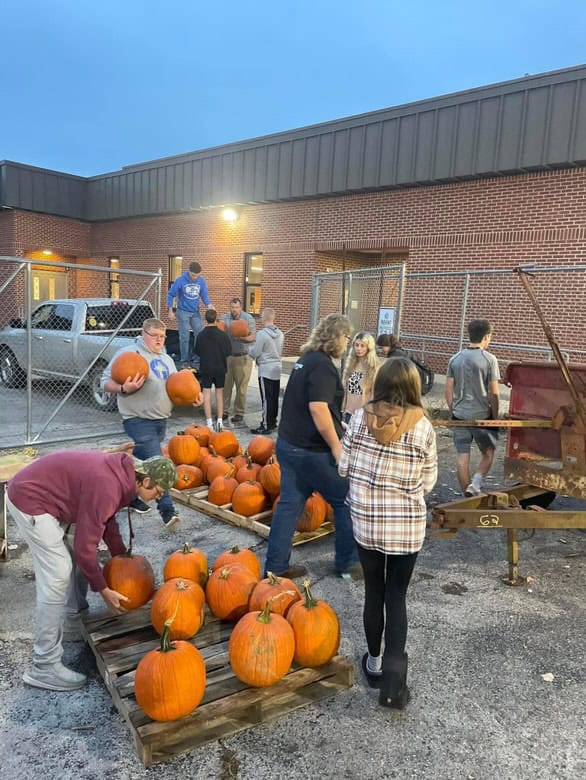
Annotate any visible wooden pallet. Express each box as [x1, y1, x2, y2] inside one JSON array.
[[170, 486, 335, 546], [82, 606, 354, 767]]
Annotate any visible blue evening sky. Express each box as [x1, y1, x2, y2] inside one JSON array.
[[2, 0, 585, 176]]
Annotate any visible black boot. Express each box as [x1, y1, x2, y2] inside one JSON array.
[[379, 653, 410, 710]]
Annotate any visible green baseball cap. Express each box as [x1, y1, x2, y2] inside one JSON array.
[[133, 456, 177, 491]]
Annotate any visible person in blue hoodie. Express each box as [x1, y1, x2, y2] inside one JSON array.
[[167, 261, 213, 366], [248, 307, 284, 434]]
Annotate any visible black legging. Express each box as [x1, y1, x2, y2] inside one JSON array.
[[356, 544, 418, 662]]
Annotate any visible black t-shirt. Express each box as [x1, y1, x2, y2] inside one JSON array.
[[278, 350, 344, 451], [194, 327, 232, 376]]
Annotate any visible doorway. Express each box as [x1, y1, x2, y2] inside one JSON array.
[[31, 270, 69, 302]]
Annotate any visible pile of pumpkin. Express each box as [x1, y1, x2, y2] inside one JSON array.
[[164, 425, 334, 533], [104, 543, 340, 722]]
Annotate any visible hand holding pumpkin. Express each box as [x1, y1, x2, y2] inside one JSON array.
[[191, 392, 204, 408], [100, 586, 131, 612], [122, 372, 147, 394]]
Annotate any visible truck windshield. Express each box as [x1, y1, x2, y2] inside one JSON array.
[[84, 303, 154, 333]]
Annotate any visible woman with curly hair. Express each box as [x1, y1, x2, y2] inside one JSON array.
[[264, 313, 360, 580], [342, 332, 379, 424]]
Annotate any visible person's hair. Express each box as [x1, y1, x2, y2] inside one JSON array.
[[468, 319, 493, 343], [229, 297, 242, 306], [205, 309, 217, 324], [142, 317, 166, 332], [189, 261, 202, 274], [301, 313, 352, 357], [343, 332, 378, 396], [371, 357, 422, 408], [262, 307, 275, 322], [376, 333, 401, 351]]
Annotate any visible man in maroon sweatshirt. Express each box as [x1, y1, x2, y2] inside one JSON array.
[[7, 450, 176, 692]]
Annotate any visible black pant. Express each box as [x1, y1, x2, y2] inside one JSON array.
[[357, 544, 418, 664], [258, 376, 280, 428]]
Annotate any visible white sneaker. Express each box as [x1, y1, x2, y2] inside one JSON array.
[[23, 662, 87, 691], [163, 515, 180, 530], [214, 420, 223, 432], [465, 483, 482, 497]]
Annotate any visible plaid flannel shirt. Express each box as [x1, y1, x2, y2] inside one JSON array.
[[339, 407, 437, 554]]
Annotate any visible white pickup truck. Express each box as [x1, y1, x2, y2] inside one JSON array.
[[0, 298, 156, 410]]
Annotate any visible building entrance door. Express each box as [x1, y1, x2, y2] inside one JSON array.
[[31, 270, 68, 303]]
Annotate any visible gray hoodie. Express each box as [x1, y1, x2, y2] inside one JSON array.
[[248, 325, 284, 380]]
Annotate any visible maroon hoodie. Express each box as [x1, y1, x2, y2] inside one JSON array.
[[8, 451, 135, 592]]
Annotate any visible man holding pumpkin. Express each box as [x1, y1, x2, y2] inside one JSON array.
[[221, 297, 256, 424], [6, 452, 177, 692]]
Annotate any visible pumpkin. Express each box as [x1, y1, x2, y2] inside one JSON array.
[[103, 552, 155, 610], [205, 564, 258, 621], [325, 502, 334, 524], [151, 578, 206, 640], [196, 446, 209, 467], [163, 543, 209, 587], [199, 448, 224, 481], [297, 492, 327, 532], [286, 579, 341, 667], [166, 369, 202, 406], [259, 456, 281, 496], [247, 435, 274, 466], [209, 430, 240, 458], [167, 432, 201, 466], [206, 458, 234, 484], [212, 545, 262, 580], [111, 351, 149, 386], [230, 453, 248, 473], [174, 464, 204, 490], [249, 572, 301, 616], [229, 600, 295, 687], [184, 425, 211, 447], [229, 319, 249, 338], [235, 456, 262, 484], [231, 480, 267, 517], [217, 320, 227, 332], [134, 618, 206, 721], [208, 474, 238, 505]]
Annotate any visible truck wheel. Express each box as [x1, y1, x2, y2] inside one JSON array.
[[0, 347, 26, 388], [88, 363, 117, 411]]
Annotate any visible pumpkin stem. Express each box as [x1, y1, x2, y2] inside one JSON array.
[[302, 579, 318, 609], [181, 542, 191, 554], [230, 545, 241, 554], [159, 603, 179, 652], [266, 571, 281, 585], [219, 566, 234, 580], [257, 590, 296, 623]]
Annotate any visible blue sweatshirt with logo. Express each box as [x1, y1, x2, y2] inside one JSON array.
[[167, 272, 211, 313]]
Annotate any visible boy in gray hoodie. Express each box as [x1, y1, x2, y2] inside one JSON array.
[[248, 307, 284, 434]]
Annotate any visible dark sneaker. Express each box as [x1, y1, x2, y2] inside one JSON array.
[[361, 653, 383, 689], [231, 415, 244, 423], [250, 424, 270, 434], [130, 497, 151, 514], [222, 412, 229, 421], [163, 515, 180, 530], [268, 564, 307, 579]]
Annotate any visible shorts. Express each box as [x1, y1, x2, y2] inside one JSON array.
[[199, 373, 225, 390], [452, 418, 498, 454]]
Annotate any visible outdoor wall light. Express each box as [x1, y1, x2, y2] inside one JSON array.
[[42, 249, 52, 255], [222, 207, 239, 222]]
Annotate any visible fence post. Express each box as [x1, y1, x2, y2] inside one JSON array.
[[458, 273, 470, 350], [25, 262, 33, 443], [395, 262, 407, 338]]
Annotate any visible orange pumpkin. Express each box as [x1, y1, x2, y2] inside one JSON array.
[[103, 552, 155, 610], [286, 579, 341, 667], [249, 572, 301, 616], [205, 564, 258, 621], [229, 601, 295, 687], [229, 319, 249, 338], [259, 456, 281, 496], [111, 351, 149, 385], [208, 474, 238, 505], [248, 435, 275, 465], [134, 619, 206, 721], [206, 458, 233, 484], [174, 464, 204, 490], [231, 480, 267, 517], [209, 430, 240, 458], [325, 502, 334, 524], [166, 369, 202, 406], [199, 448, 224, 480], [184, 425, 211, 447], [196, 446, 209, 467], [297, 492, 327, 532], [230, 453, 248, 473], [235, 457, 262, 484], [151, 578, 205, 640], [212, 546, 262, 580], [167, 432, 201, 466], [163, 543, 209, 587], [217, 320, 227, 332]]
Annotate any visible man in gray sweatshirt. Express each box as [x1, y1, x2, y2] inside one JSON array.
[[248, 307, 284, 434]]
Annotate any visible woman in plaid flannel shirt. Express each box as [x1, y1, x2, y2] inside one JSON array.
[[339, 357, 437, 709]]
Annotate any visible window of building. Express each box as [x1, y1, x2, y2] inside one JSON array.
[[109, 257, 120, 299], [244, 253, 263, 315], [169, 255, 183, 288]]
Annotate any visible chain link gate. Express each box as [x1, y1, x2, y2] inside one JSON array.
[[0, 257, 162, 448]]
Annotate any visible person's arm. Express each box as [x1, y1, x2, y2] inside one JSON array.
[[247, 331, 264, 359], [422, 425, 438, 494], [488, 380, 500, 420], [101, 349, 146, 395], [338, 416, 354, 477], [309, 401, 342, 464], [444, 376, 455, 414], [238, 314, 256, 344], [167, 277, 181, 319], [199, 277, 212, 308]]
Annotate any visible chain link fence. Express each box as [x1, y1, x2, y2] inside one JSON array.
[[0, 257, 162, 448]]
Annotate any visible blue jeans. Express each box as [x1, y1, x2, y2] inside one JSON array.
[[264, 437, 357, 575], [176, 308, 203, 365], [123, 417, 175, 523]]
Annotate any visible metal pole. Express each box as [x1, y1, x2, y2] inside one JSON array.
[[310, 274, 320, 330], [341, 244, 347, 314], [458, 273, 470, 350], [155, 268, 162, 318], [25, 263, 33, 444], [395, 262, 407, 339]]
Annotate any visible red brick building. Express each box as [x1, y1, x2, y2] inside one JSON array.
[[2, 65, 586, 367]]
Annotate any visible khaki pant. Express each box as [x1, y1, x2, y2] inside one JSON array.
[[223, 355, 253, 416]]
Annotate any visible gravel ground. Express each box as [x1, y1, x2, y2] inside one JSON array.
[[1, 376, 584, 780]]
